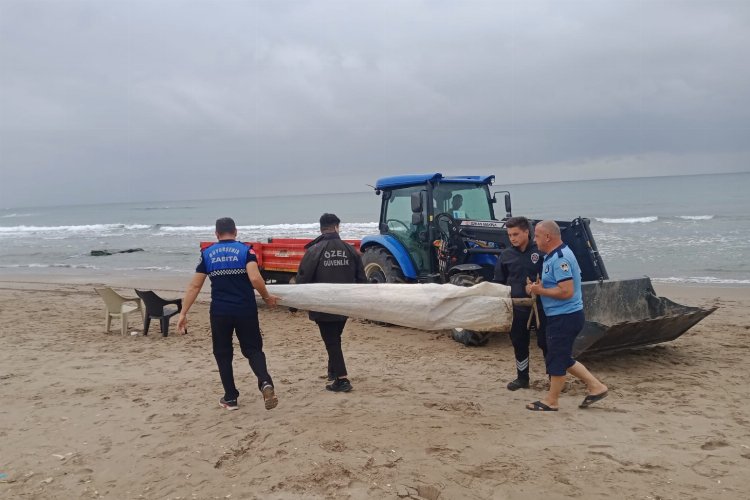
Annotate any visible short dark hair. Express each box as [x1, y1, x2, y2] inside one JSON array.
[[215, 217, 237, 234], [505, 216, 530, 231], [319, 213, 341, 231]]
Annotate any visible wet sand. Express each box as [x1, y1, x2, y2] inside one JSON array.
[[0, 274, 748, 499]]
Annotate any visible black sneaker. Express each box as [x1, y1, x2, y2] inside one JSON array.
[[261, 383, 278, 410], [326, 378, 353, 393], [219, 397, 238, 410], [506, 378, 530, 391]]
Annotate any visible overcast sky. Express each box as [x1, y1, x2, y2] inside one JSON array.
[[1, 0, 749, 208]]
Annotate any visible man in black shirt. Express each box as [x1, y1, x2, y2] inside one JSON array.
[[494, 216, 547, 391], [296, 213, 367, 393]]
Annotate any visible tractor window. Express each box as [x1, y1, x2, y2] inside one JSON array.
[[433, 184, 493, 220], [384, 186, 422, 234], [383, 186, 430, 274]]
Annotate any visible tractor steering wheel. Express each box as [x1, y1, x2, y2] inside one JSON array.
[[386, 218, 411, 233]]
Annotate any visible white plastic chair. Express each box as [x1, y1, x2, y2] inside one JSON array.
[[95, 287, 143, 335]]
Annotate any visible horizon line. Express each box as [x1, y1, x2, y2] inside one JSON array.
[[3, 170, 747, 211]]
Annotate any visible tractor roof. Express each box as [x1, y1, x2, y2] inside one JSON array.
[[375, 173, 495, 190]]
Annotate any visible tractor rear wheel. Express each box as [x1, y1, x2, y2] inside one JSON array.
[[449, 273, 491, 347], [362, 247, 406, 284]]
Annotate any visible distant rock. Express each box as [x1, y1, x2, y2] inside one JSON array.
[[90, 248, 144, 256]]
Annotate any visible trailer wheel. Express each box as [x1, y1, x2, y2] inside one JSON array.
[[362, 247, 406, 284], [449, 273, 491, 347]]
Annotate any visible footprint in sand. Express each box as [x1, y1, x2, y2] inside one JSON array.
[[320, 440, 347, 453], [700, 438, 729, 450], [425, 445, 461, 460], [416, 484, 442, 500], [690, 455, 730, 478], [99, 437, 112, 454]]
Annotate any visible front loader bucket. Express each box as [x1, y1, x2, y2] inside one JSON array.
[[573, 277, 716, 357]]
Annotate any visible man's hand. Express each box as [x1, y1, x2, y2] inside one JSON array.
[[526, 277, 542, 297], [177, 313, 188, 335], [263, 294, 281, 307]]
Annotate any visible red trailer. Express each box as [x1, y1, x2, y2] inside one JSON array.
[[200, 238, 362, 283]]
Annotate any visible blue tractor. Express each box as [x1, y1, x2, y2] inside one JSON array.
[[361, 173, 608, 285], [360, 173, 714, 353]]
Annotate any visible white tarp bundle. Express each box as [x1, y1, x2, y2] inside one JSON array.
[[266, 282, 514, 332]]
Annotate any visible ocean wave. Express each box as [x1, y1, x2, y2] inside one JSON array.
[[0, 220, 379, 239], [677, 215, 714, 220], [0, 223, 153, 234], [652, 276, 750, 285], [133, 206, 197, 210], [0, 221, 384, 236], [595, 215, 716, 224], [157, 222, 380, 233], [595, 216, 658, 224], [1, 213, 34, 218], [0, 263, 98, 269], [157, 225, 215, 232]]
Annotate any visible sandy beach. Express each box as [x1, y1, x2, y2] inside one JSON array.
[[1, 273, 749, 499]]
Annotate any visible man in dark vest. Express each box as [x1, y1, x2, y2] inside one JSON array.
[[296, 213, 367, 392], [494, 216, 547, 391], [177, 217, 281, 411]]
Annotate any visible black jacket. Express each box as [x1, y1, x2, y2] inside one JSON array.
[[295, 232, 367, 322], [493, 242, 544, 301]]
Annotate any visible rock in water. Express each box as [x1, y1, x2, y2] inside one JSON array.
[[90, 248, 144, 256]]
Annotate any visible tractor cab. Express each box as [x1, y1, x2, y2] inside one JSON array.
[[371, 173, 501, 280]]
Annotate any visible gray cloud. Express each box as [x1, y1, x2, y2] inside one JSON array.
[[1, 0, 749, 207]]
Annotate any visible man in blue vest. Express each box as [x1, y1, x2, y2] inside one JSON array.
[[525, 220, 608, 411], [177, 217, 281, 411]]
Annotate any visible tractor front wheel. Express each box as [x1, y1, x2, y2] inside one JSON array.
[[449, 273, 491, 347], [362, 247, 406, 283]]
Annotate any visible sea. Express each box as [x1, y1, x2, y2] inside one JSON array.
[[1, 172, 749, 286]]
